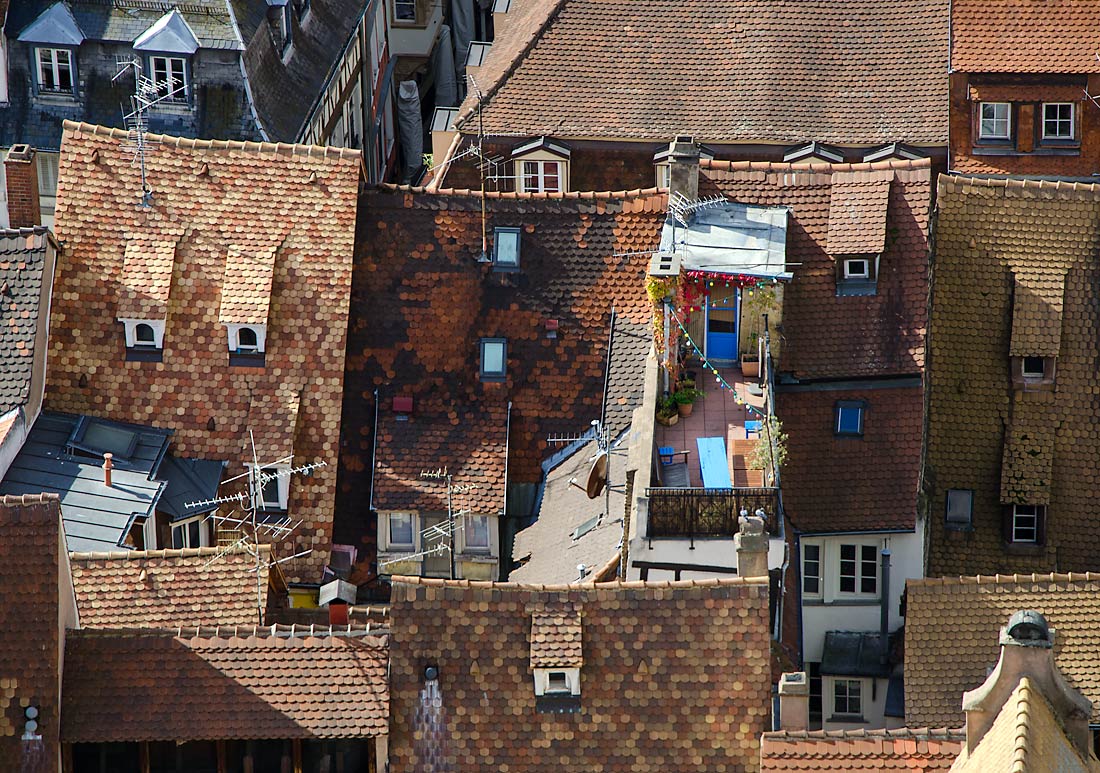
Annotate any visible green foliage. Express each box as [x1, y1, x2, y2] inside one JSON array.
[[671, 387, 704, 405], [748, 416, 788, 475]]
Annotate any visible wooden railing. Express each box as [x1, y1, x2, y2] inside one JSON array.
[[644, 487, 780, 543]]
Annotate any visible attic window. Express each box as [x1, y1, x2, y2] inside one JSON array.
[[466, 41, 491, 68], [492, 227, 521, 271], [945, 489, 974, 531], [836, 256, 878, 297], [546, 672, 569, 693], [1011, 355, 1055, 389], [1022, 357, 1045, 379], [480, 338, 507, 382], [253, 464, 290, 512], [834, 400, 865, 437], [69, 417, 138, 460], [979, 102, 1011, 141], [120, 318, 165, 362], [226, 324, 267, 367]]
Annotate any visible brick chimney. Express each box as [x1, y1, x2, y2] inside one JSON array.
[[668, 135, 700, 202], [961, 611, 1092, 756], [777, 672, 809, 731], [735, 512, 769, 578], [5, 145, 41, 228]]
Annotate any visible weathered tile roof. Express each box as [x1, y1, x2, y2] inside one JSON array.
[[218, 244, 277, 325], [47, 122, 360, 582], [0, 494, 65, 764], [388, 575, 771, 772], [116, 236, 177, 320], [69, 546, 270, 629], [340, 186, 664, 559], [776, 385, 923, 533], [951, 678, 1100, 773], [699, 159, 932, 380], [529, 603, 583, 667], [61, 626, 389, 742], [825, 171, 893, 255], [457, 0, 949, 145], [602, 314, 650, 439], [926, 176, 1100, 576], [951, 0, 1100, 74], [906, 573, 1100, 727], [0, 228, 52, 416], [760, 727, 964, 772]]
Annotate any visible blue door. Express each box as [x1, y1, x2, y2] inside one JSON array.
[[706, 295, 738, 363]]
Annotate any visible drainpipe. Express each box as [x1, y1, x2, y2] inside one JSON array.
[[368, 389, 379, 511], [501, 400, 511, 581], [880, 547, 892, 665]]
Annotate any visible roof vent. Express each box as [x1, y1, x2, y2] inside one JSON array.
[[1006, 610, 1052, 648], [393, 396, 413, 418]]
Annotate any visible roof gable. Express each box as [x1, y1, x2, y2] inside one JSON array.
[[116, 235, 177, 320], [17, 1, 85, 46], [219, 244, 278, 325], [826, 171, 893, 255], [132, 8, 200, 54]]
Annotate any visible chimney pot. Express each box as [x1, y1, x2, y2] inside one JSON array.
[[668, 136, 701, 202], [103, 453, 113, 488], [734, 514, 769, 578], [778, 672, 810, 732]]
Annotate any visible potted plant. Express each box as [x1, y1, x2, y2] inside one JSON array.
[[672, 387, 704, 417], [656, 396, 679, 426]]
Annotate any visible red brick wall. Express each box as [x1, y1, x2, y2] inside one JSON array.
[[5, 146, 41, 228]]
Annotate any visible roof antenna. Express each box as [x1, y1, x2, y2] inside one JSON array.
[[468, 74, 492, 263], [113, 56, 185, 208], [185, 428, 326, 623]]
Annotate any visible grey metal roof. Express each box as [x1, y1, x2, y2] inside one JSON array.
[[820, 630, 892, 679], [133, 9, 201, 54], [659, 201, 792, 280], [16, 1, 85, 45], [0, 229, 51, 417], [156, 454, 225, 521], [0, 412, 169, 552]]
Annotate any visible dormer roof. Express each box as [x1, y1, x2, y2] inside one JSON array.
[[133, 9, 200, 55], [17, 1, 84, 46]]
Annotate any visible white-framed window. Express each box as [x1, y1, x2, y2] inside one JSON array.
[[393, 0, 417, 22], [839, 543, 877, 595], [979, 102, 1011, 140], [225, 323, 267, 354], [492, 227, 521, 270], [480, 338, 507, 381], [1012, 504, 1041, 543], [150, 55, 187, 102], [532, 667, 580, 697], [656, 163, 671, 189], [388, 513, 415, 548], [171, 518, 209, 549], [833, 679, 863, 718], [252, 464, 290, 511], [119, 318, 166, 349], [945, 489, 974, 530], [520, 160, 563, 193], [546, 671, 569, 693], [1022, 356, 1045, 380], [1042, 103, 1074, 140], [843, 258, 869, 280], [464, 515, 490, 551], [802, 543, 821, 597], [35, 47, 74, 94]]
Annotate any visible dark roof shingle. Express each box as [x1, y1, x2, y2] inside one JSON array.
[[0, 228, 52, 416]]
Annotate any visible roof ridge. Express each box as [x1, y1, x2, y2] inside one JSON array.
[[391, 574, 768, 590], [377, 182, 668, 201], [1012, 677, 1036, 773], [68, 623, 388, 641], [69, 545, 267, 561], [762, 726, 965, 741], [941, 173, 1100, 197], [909, 571, 1100, 588], [702, 157, 932, 173], [62, 121, 362, 161]]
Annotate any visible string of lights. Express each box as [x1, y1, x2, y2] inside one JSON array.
[[669, 310, 765, 417]]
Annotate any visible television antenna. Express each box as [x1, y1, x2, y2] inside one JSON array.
[[113, 56, 186, 208], [185, 429, 326, 623]]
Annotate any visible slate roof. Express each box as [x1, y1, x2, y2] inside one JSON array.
[[759, 727, 964, 772], [155, 454, 225, 520], [0, 228, 52, 416], [951, 0, 1100, 74], [0, 411, 169, 552], [61, 626, 389, 742], [699, 159, 932, 380], [457, 0, 949, 145], [388, 575, 771, 772], [905, 573, 1100, 727], [602, 314, 650, 440], [47, 122, 360, 581], [69, 546, 269, 628], [776, 385, 923, 533], [952, 678, 1100, 773], [925, 176, 1100, 576], [0, 494, 65, 764], [340, 186, 664, 556], [509, 438, 626, 583]]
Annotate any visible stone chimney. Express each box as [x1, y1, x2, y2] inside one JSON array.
[[5, 145, 41, 228], [777, 672, 809, 732], [735, 512, 768, 578], [668, 135, 700, 202], [961, 611, 1092, 756]]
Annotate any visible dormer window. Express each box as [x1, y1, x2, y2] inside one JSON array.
[[18, 2, 85, 98], [252, 464, 290, 512], [979, 102, 1011, 141], [35, 48, 74, 94], [1042, 103, 1074, 141], [149, 56, 188, 102], [545, 671, 572, 694], [133, 10, 198, 103], [220, 245, 276, 367], [120, 318, 165, 362], [225, 324, 267, 366], [511, 137, 571, 194]]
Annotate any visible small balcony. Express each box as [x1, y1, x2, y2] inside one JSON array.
[[645, 486, 780, 544]]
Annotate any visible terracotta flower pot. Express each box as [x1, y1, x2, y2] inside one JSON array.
[[677, 402, 694, 418]]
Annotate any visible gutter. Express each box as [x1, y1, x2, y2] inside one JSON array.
[[368, 388, 379, 511]]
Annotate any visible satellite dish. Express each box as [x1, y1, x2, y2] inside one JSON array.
[[586, 453, 608, 499]]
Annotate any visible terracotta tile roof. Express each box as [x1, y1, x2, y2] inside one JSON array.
[[951, 0, 1100, 73], [951, 678, 1100, 773], [603, 314, 651, 439], [458, 0, 949, 145], [47, 122, 360, 582], [69, 546, 270, 629], [388, 575, 771, 772], [776, 385, 923, 533], [246, 383, 302, 462], [926, 175, 1100, 576], [218, 244, 278, 325], [699, 160, 931, 380], [529, 603, 583, 667], [339, 187, 664, 563], [0, 494, 65, 763], [116, 235, 177, 320], [0, 227, 53, 415], [825, 171, 893, 255], [906, 573, 1100, 727], [760, 727, 964, 772], [61, 626, 389, 743]]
